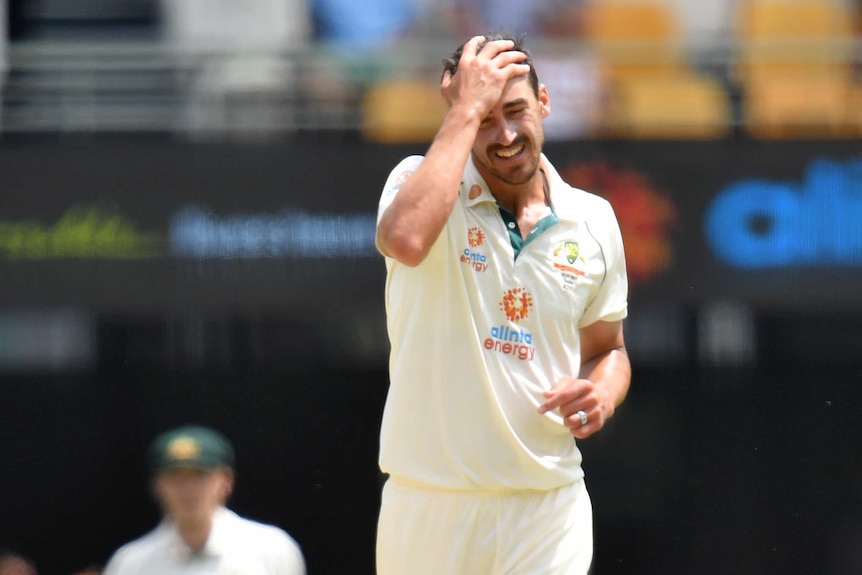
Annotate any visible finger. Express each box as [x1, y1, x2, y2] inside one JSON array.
[[567, 411, 599, 439], [475, 38, 515, 58], [539, 381, 573, 413], [491, 50, 529, 69], [545, 378, 569, 394], [540, 384, 594, 415], [572, 423, 596, 440], [538, 391, 570, 414], [462, 35, 488, 60], [501, 62, 531, 81], [538, 377, 593, 414]]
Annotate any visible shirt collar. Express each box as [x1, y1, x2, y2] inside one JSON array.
[[533, 156, 582, 224], [461, 155, 496, 207], [462, 154, 581, 223]]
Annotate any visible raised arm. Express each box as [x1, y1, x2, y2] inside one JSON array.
[[376, 36, 529, 266]]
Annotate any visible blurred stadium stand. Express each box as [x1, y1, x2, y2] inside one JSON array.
[[580, 0, 734, 138], [735, 0, 858, 137], [0, 0, 858, 138]]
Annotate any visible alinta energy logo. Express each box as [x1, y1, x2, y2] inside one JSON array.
[[500, 287, 533, 321], [461, 226, 489, 272], [561, 162, 677, 287], [384, 170, 413, 198], [484, 287, 535, 361], [467, 227, 485, 248]]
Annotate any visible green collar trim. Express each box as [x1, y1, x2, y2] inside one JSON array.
[[497, 202, 559, 259]]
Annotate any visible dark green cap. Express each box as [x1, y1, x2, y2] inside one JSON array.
[[148, 425, 235, 475]]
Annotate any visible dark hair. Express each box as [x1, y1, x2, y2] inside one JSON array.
[[442, 33, 540, 97]]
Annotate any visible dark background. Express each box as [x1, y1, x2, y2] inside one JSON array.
[[1, 137, 861, 575]]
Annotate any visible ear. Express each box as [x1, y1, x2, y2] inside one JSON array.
[[220, 468, 235, 501], [539, 84, 551, 118], [440, 70, 454, 106], [151, 476, 164, 504]]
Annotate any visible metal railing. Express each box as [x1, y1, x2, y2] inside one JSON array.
[[2, 37, 860, 135]]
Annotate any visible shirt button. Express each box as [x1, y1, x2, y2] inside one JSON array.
[[507, 222, 516, 229]]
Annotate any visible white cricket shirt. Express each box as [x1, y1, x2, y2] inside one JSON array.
[[102, 507, 306, 575], [377, 154, 628, 491]]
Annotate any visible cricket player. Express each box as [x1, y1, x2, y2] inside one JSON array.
[[103, 425, 305, 575], [375, 34, 631, 575]]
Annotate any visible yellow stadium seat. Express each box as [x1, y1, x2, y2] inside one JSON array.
[[361, 79, 448, 143], [736, 0, 853, 78], [735, 0, 854, 137], [851, 83, 862, 134], [607, 75, 732, 139], [582, 0, 686, 79], [744, 73, 853, 138], [739, 0, 849, 35]]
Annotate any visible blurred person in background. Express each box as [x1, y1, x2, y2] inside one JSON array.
[[417, 0, 607, 139], [102, 425, 305, 575], [159, 0, 309, 51], [159, 0, 310, 134], [432, 0, 581, 40], [303, 0, 424, 131], [375, 34, 630, 574], [310, 0, 417, 48], [0, 551, 37, 575], [529, 0, 608, 140]]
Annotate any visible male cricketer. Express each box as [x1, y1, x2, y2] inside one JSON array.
[[374, 34, 632, 575], [103, 425, 306, 575]]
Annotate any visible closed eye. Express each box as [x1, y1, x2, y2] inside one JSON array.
[[503, 98, 530, 114]]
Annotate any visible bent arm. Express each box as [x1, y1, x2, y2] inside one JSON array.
[[578, 319, 631, 420], [376, 105, 481, 266], [376, 36, 529, 267]]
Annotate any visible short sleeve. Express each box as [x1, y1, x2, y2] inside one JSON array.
[[375, 155, 425, 257], [100, 556, 120, 575], [269, 530, 307, 575], [578, 198, 629, 328], [376, 155, 425, 223], [100, 547, 136, 575]]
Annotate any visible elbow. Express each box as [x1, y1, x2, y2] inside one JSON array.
[[377, 230, 429, 267]]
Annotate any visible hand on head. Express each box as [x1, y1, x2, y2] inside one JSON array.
[[440, 36, 530, 117]]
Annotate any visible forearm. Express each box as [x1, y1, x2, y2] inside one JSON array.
[[579, 347, 631, 417], [376, 106, 481, 266]]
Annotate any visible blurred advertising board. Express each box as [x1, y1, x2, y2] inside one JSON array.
[[0, 137, 859, 314]]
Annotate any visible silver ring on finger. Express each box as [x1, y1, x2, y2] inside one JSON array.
[[576, 410, 588, 426]]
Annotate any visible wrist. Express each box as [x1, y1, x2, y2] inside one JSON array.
[[444, 103, 483, 129], [596, 381, 615, 420]]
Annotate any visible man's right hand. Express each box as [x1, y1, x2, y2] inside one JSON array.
[[377, 37, 530, 267], [440, 36, 531, 120]]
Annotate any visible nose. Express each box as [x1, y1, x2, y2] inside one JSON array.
[[495, 120, 517, 146]]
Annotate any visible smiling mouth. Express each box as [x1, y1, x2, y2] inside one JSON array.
[[495, 144, 525, 159]]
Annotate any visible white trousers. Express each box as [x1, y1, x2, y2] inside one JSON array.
[[376, 478, 593, 575]]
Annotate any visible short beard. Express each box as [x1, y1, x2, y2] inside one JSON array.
[[484, 152, 541, 186]]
